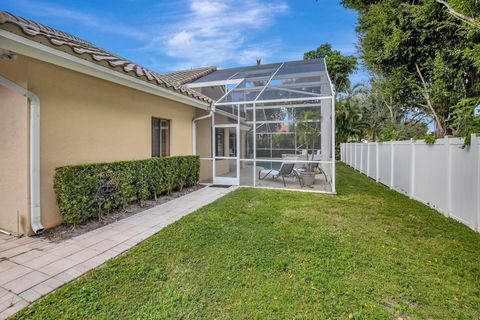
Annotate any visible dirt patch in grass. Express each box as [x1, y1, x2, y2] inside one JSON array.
[[36, 184, 205, 242]]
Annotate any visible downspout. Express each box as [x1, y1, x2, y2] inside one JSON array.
[[0, 75, 44, 234], [192, 107, 213, 154]]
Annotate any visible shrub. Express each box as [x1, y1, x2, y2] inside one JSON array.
[[424, 133, 437, 145], [54, 156, 200, 225]]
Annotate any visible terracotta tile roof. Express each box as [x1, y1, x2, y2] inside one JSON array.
[[0, 11, 216, 105], [158, 67, 217, 86]]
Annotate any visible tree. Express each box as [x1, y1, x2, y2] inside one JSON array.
[[336, 81, 428, 143], [304, 44, 357, 93], [369, 71, 418, 124], [335, 83, 371, 142], [296, 111, 322, 170], [336, 96, 365, 143], [448, 98, 480, 146], [435, 0, 480, 29], [340, 0, 380, 10], [342, 0, 480, 137], [358, 83, 389, 140], [342, 0, 480, 27]]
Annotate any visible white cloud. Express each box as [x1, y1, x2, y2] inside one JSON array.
[[190, 1, 227, 16], [9, 0, 289, 69], [236, 48, 270, 65], [167, 30, 195, 48], [151, 0, 289, 67]]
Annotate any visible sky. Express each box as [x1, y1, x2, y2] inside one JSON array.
[[2, 0, 367, 83]]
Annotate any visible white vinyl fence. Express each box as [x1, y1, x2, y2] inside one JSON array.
[[340, 134, 480, 232]]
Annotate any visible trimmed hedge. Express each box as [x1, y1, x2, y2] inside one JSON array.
[[53, 156, 200, 225]]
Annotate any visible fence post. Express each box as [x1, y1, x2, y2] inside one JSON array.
[[390, 141, 395, 189], [376, 142, 380, 182], [344, 143, 346, 164], [349, 143, 353, 166], [445, 136, 452, 217], [354, 143, 357, 169], [346, 143, 348, 164], [357, 143, 360, 171], [367, 142, 370, 176], [472, 134, 480, 232], [409, 138, 416, 199], [344, 143, 347, 164], [360, 142, 364, 173], [348, 143, 351, 166], [356, 143, 360, 171]]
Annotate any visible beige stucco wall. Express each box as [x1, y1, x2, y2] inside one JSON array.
[[0, 55, 201, 233], [0, 60, 29, 234]]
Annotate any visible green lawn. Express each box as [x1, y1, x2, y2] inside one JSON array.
[[12, 164, 480, 319]]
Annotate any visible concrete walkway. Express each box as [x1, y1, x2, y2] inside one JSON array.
[[0, 186, 235, 319]]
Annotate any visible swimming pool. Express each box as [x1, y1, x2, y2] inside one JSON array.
[[255, 161, 282, 170]]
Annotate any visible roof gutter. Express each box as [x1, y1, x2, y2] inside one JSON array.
[[0, 30, 210, 110], [0, 75, 44, 234]]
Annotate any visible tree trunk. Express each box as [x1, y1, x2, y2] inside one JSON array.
[[382, 97, 396, 124], [415, 63, 446, 136], [435, 0, 480, 29]]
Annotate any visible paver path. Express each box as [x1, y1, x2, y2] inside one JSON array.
[[0, 185, 235, 319]]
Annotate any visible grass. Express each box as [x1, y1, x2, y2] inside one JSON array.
[[11, 164, 480, 319]]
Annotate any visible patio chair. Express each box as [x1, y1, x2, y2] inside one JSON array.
[[295, 154, 328, 182], [258, 162, 302, 187]]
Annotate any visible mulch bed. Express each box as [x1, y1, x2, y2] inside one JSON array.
[[37, 184, 205, 242]]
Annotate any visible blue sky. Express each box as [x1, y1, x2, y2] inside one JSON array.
[[3, 0, 366, 82]]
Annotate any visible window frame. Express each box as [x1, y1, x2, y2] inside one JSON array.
[[151, 117, 171, 157]]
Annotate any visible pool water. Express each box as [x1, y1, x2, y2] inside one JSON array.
[[255, 161, 282, 170]]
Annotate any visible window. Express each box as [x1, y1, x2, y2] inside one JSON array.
[[152, 118, 170, 157], [228, 128, 236, 157], [215, 128, 224, 157]]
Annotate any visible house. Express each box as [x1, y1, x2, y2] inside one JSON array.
[[0, 11, 335, 236]]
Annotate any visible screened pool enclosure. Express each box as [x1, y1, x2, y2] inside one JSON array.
[[188, 59, 336, 193]]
